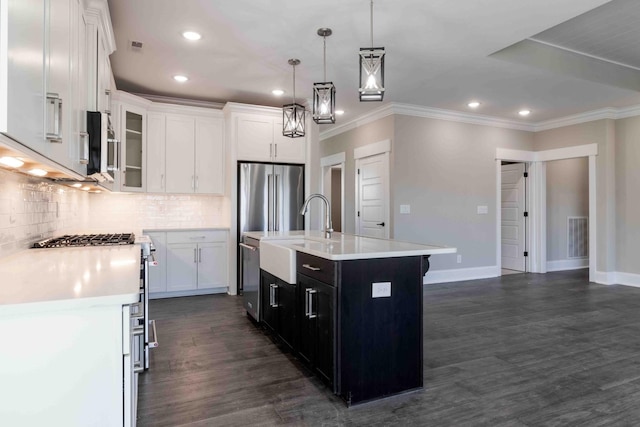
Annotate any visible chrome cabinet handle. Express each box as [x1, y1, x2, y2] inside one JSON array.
[[193, 248, 197, 263], [269, 283, 279, 307], [191, 175, 195, 189], [198, 248, 202, 263], [160, 174, 164, 189], [305, 288, 318, 318], [104, 89, 112, 115], [274, 143, 278, 158], [239, 243, 257, 251], [302, 264, 321, 271], [195, 175, 199, 190], [79, 131, 89, 164], [46, 93, 63, 143], [269, 143, 273, 158]]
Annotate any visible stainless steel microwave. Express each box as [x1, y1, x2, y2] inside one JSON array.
[[86, 111, 117, 182]]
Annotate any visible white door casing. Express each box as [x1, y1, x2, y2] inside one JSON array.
[[356, 152, 390, 238], [501, 163, 526, 271]]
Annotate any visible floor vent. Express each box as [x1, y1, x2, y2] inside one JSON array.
[[568, 216, 588, 259]]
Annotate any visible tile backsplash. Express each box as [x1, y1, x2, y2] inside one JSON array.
[[0, 169, 90, 258], [0, 168, 230, 259], [87, 192, 230, 235]]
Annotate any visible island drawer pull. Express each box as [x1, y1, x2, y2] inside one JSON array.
[[302, 264, 321, 271]]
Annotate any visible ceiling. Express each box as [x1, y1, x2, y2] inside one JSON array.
[[107, 0, 640, 128]]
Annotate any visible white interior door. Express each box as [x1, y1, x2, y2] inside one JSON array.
[[501, 163, 526, 271], [356, 153, 389, 238]]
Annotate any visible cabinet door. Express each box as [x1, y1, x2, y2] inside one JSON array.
[[165, 114, 195, 193], [166, 243, 198, 292], [273, 121, 306, 164], [194, 117, 224, 194], [236, 115, 273, 161], [297, 273, 335, 387], [261, 271, 278, 332], [46, 0, 71, 167], [146, 112, 166, 193], [313, 280, 335, 386], [0, 0, 46, 153], [147, 232, 167, 293], [197, 242, 227, 289], [278, 281, 297, 350], [121, 105, 146, 192]]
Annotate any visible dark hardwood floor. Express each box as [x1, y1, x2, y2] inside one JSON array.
[[138, 270, 640, 426]]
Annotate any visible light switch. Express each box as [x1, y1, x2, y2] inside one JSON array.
[[477, 205, 488, 215], [400, 204, 411, 214], [372, 282, 391, 298]]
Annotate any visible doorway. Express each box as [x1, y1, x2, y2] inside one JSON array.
[[320, 152, 345, 234]]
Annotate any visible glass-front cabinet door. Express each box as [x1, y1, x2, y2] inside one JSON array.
[[121, 104, 146, 192]]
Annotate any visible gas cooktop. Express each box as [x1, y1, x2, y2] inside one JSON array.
[[32, 233, 136, 249]]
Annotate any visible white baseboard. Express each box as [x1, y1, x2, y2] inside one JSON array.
[[594, 271, 640, 287], [546, 259, 588, 272], [423, 265, 499, 285]]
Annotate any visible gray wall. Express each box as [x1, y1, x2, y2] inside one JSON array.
[[393, 115, 533, 270], [330, 167, 342, 232], [320, 115, 394, 234], [320, 114, 534, 271], [615, 116, 640, 275], [546, 158, 589, 262], [533, 119, 616, 273]]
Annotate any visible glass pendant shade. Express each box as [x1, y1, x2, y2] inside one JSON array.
[[282, 103, 306, 138], [359, 47, 385, 101], [312, 82, 336, 124]]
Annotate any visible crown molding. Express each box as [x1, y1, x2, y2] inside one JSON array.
[[222, 102, 283, 117], [135, 93, 225, 111], [318, 101, 640, 141], [84, 0, 116, 55]]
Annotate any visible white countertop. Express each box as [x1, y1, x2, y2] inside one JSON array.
[[243, 231, 456, 261], [0, 245, 141, 315]]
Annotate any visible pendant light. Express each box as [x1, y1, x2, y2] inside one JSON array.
[[359, 0, 385, 101], [313, 28, 336, 124], [282, 59, 306, 138]]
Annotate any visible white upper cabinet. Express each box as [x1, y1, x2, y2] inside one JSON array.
[[0, 0, 46, 153], [147, 104, 225, 195], [120, 103, 146, 192], [226, 104, 306, 164]]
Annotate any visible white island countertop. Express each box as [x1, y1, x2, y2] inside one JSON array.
[[243, 230, 456, 261], [0, 245, 141, 316]]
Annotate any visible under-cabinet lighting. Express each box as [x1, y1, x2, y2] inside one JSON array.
[[72, 183, 82, 188], [81, 186, 91, 191], [173, 75, 189, 83], [0, 156, 24, 168], [28, 168, 47, 177], [182, 31, 202, 41]]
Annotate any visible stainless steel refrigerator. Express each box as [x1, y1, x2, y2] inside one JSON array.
[[238, 162, 305, 321]]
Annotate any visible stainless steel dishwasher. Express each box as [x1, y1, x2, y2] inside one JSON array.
[[240, 236, 260, 321]]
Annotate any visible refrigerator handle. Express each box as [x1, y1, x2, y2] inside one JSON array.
[[274, 174, 279, 231], [267, 174, 274, 231]]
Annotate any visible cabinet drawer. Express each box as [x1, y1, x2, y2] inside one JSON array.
[[296, 252, 336, 285], [166, 230, 227, 244]]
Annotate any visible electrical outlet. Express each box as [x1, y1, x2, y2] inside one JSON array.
[[457, 254, 462, 264]]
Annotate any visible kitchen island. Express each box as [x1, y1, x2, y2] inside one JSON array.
[[244, 231, 455, 405]]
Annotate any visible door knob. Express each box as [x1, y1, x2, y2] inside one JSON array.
[[377, 222, 385, 226]]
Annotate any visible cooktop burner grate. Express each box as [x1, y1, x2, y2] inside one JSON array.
[[32, 233, 136, 248]]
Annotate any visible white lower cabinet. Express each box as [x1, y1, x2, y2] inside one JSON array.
[[147, 229, 229, 298]]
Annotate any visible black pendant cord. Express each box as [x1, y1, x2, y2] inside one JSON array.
[[323, 36, 327, 82]]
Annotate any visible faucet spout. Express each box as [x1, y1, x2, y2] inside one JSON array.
[[300, 194, 333, 239]]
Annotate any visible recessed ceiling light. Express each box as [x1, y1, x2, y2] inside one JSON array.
[[519, 109, 531, 117], [335, 110, 345, 115], [182, 31, 201, 41], [173, 75, 189, 83], [272, 89, 285, 96], [0, 156, 24, 168], [467, 101, 481, 108], [28, 168, 47, 177]]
